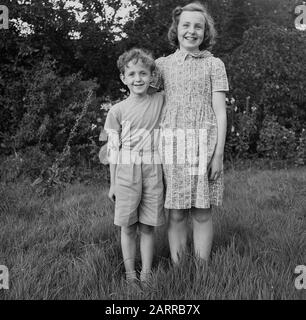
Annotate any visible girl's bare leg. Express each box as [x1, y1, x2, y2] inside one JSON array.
[[191, 207, 213, 261], [168, 209, 188, 264]]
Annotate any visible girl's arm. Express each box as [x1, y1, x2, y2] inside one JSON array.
[[209, 91, 227, 180]]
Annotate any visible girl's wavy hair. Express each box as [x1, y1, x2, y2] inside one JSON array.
[[117, 48, 156, 74], [168, 2, 217, 51]]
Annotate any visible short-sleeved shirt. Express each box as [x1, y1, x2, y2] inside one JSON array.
[[153, 49, 229, 209], [104, 92, 165, 227], [104, 92, 164, 155]]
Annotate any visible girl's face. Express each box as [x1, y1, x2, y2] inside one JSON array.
[[177, 11, 205, 53]]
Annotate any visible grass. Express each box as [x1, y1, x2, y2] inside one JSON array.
[[0, 167, 305, 300]]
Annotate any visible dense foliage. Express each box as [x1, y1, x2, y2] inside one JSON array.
[[0, 0, 305, 185], [225, 23, 306, 163]]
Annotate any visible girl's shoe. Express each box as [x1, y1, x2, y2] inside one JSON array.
[[140, 271, 155, 291]]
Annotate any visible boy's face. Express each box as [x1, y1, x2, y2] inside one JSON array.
[[121, 60, 152, 97]]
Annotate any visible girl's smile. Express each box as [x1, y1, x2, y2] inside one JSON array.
[[177, 11, 205, 53]]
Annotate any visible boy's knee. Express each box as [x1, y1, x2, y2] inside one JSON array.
[[139, 223, 154, 235], [169, 209, 187, 224], [192, 208, 212, 223], [121, 224, 137, 237]]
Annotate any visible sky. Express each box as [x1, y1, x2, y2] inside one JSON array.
[[63, 0, 135, 23], [13, 0, 136, 36], [11, 1, 306, 35]]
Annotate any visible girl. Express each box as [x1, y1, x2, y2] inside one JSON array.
[[153, 2, 229, 264]]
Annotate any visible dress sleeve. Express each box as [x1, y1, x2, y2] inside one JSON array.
[[150, 57, 164, 90], [211, 58, 229, 92]]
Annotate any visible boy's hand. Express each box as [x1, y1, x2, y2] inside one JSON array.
[[108, 184, 116, 203], [208, 153, 223, 181]]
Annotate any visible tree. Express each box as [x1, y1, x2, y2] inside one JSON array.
[[0, 0, 81, 148], [213, 0, 252, 56]]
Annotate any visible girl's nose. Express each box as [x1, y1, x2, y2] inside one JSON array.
[[188, 26, 196, 34], [135, 73, 141, 81]]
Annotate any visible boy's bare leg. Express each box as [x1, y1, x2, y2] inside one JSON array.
[[168, 209, 188, 264], [121, 223, 138, 281], [191, 207, 213, 261], [139, 223, 154, 282]]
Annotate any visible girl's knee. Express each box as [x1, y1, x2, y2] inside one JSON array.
[[191, 208, 212, 223], [169, 209, 187, 224], [139, 223, 154, 235]]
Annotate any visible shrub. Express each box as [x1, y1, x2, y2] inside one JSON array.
[[225, 97, 258, 160], [257, 115, 297, 160], [295, 129, 306, 166]]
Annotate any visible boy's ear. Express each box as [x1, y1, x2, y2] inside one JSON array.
[[120, 73, 126, 85]]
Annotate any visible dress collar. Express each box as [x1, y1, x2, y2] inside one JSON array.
[[174, 49, 213, 65]]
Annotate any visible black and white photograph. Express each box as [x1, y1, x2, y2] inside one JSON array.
[[0, 0, 305, 303]]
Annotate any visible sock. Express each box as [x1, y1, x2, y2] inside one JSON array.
[[125, 270, 137, 282]]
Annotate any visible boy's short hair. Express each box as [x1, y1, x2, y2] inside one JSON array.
[[117, 48, 156, 75], [168, 2, 217, 51]]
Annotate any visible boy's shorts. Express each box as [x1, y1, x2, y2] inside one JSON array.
[[114, 161, 165, 227]]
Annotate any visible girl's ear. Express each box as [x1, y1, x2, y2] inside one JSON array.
[[120, 73, 126, 85]]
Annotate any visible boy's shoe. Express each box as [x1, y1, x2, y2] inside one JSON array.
[[125, 278, 143, 294]]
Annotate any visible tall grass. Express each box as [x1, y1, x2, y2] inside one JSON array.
[[0, 168, 305, 300]]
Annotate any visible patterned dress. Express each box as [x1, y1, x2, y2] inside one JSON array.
[[154, 49, 229, 209]]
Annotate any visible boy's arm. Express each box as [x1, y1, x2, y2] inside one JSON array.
[[107, 131, 120, 202]]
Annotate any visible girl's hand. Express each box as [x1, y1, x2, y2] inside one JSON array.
[[108, 184, 116, 203], [208, 153, 223, 181]]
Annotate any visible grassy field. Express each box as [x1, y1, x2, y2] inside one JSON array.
[[0, 167, 305, 300]]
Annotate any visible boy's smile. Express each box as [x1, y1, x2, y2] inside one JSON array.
[[177, 11, 205, 53], [121, 60, 152, 98]]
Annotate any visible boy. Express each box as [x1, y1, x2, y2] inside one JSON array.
[[103, 48, 165, 288]]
